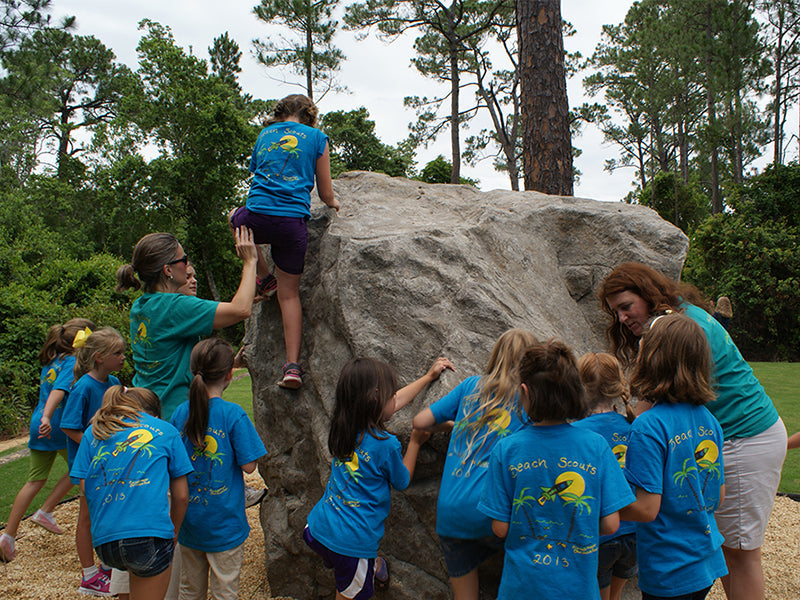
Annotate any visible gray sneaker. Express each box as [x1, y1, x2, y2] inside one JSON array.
[[244, 485, 267, 508]]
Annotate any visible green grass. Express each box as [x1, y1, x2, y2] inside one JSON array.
[[223, 370, 254, 421], [750, 363, 800, 494], [0, 456, 78, 529]]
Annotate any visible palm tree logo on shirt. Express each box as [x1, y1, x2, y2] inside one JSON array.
[[694, 439, 721, 496], [672, 457, 703, 510], [454, 408, 513, 478], [538, 471, 593, 544], [333, 452, 362, 496], [45, 368, 57, 385], [513, 487, 538, 538], [267, 134, 301, 175], [133, 320, 151, 348], [90, 446, 112, 486], [612, 444, 628, 468], [192, 435, 224, 479]]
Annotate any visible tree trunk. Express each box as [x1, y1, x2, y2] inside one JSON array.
[[450, 44, 461, 183], [516, 0, 573, 195], [305, 0, 313, 100], [773, 6, 785, 165], [705, 7, 721, 214]]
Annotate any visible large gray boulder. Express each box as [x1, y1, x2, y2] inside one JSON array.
[[240, 172, 687, 599]]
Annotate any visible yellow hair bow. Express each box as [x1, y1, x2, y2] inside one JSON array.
[[72, 327, 93, 348]]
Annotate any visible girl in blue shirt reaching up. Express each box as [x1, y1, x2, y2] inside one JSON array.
[[412, 329, 537, 600], [72, 385, 192, 600], [170, 338, 267, 600], [305, 356, 452, 600], [61, 327, 126, 596], [478, 340, 634, 600], [230, 94, 339, 389], [619, 313, 727, 600], [573, 352, 637, 600]]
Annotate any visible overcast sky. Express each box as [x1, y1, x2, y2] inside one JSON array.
[[52, 0, 796, 202]]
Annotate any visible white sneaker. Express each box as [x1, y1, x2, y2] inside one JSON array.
[[31, 509, 65, 534], [0, 533, 16, 562]]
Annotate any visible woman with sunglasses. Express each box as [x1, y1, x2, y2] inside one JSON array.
[[116, 228, 258, 420], [599, 262, 786, 600]]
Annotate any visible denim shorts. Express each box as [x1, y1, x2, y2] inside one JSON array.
[[597, 533, 638, 588], [230, 206, 308, 275], [438, 534, 505, 579], [95, 537, 174, 578]]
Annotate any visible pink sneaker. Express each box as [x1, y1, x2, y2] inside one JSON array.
[[0, 533, 15, 562], [78, 570, 112, 596], [30, 509, 65, 534]]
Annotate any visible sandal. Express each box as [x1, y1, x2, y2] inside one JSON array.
[[374, 554, 390, 591], [278, 362, 303, 389]]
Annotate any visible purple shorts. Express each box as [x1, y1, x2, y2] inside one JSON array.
[[230, 206, 307, 275], [303, 526, 378, 600]]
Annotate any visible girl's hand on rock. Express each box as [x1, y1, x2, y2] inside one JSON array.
[[427, 357, 455, 381]]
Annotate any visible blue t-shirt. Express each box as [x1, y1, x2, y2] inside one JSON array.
[[170, 397, 267, 552], [572, 411, 636, 543], [307, 431, 410, 558], [29, 355, 76, 451], [625, 402, 727, 596], [478, 423, 634, 600], [130, 293, 218, 420], [682, 303, 779, 440], [61, 373, 120, 472], [247, 121, 328, 219], [71, 413, 193, 546], [430, 375, 526, 539]]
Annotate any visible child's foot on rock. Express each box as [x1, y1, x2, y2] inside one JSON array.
[[374, 555, 390, 591], [277, 362, 303, 389]]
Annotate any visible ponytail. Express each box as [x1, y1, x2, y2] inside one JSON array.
[[116, 232, 180, 293], [92, 386, 159, 440], [39, 318, 96, 365], [115, 263, 142, 293], [187, 338, 234, 449]]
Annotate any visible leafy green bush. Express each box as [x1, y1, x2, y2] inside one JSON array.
[[683, 163, 800, 360]]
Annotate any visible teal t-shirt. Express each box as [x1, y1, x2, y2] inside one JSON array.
[[478, 424, 635, 600], [625, 402, 727, 596], [171, 397, 267, 552], [430, 375, 526, 539], [71, 413, 193, 546], [247, 121, 328, 219], [572, 411, 636, 542], [682, 303, 779, 439], [130, 293, 218, 420], [29, 355, 75, 452]]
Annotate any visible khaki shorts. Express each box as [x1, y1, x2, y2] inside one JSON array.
[[715, 418, 787, 550], [178, 542, 244, 600]]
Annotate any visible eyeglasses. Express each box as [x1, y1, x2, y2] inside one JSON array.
[[167, 255, 189, 266]]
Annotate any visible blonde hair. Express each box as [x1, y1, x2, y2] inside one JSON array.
[[266, 94, 319, 127], [73, 327, 125, 380], [629, 313, 716, 405], [92, 386, 160, 441], [39, 318, 96, 365], [461, 329, 539, 432], [578, 352, 633, 420]]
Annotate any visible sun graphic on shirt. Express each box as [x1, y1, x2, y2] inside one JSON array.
[[344, 453, 362, 481], [45, 368, 57, 385], [612, 444, 628, 468], [694, 439, 719, 464]]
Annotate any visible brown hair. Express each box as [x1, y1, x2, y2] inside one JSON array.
[[518, 339, 585, 422], [39, 318, 96, 365], [92, 386, 160, 440], [115, 232, 181, 293], [73, 327, 125, 381], [598, 262, 706, 365], [578, 352, 633, 421], [186, 338, 234, 449], [266, 94, 319, 128], [328, 358, 397, 460], [629, 313, 716, 406]]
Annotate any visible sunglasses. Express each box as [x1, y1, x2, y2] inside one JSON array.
[[167, 255, 189, 266]]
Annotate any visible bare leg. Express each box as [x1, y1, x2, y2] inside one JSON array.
[[5, 480, 47, 537], [609, 576, 628, 600], [721, 546, 764, 600], [450, 568, 480, 600], [40, 473, 74, 513], [130, 567, 172, 600], [274, 266, 302, 364], [77, 496, 95, 568]]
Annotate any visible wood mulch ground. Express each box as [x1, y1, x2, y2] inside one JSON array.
[[2, 470, 799, 599]]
